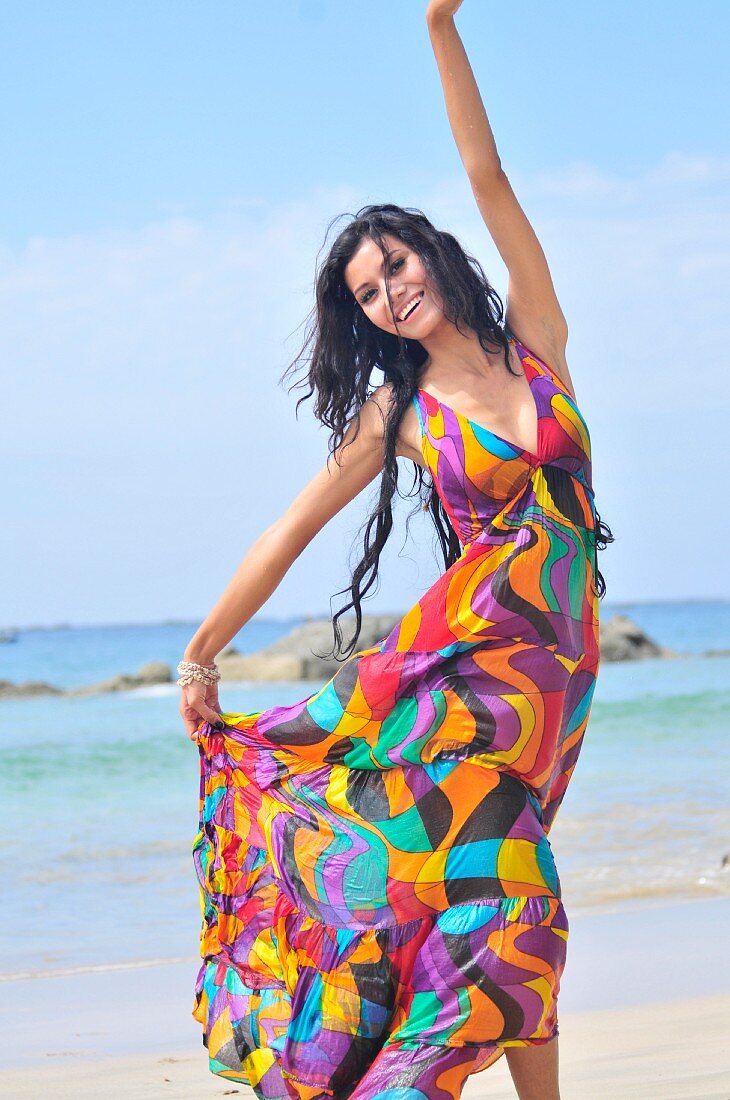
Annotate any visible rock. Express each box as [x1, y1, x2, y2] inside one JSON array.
[[135, 661, 172, 684], [219, 612, 681, 679], [66, 661, 173, 697], [600, 613, 676, 661], [68, 675, 136, 697], [218, 615, 401, 682], [218, 652, 304, 682], [0, 679, 63, 698], [0, 613, 688, 701]]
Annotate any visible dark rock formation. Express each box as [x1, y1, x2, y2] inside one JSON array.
[[66, 660, 173, 697], [0, 679, 63, 698], [218, 613, 677, 679], [217, 615, 402, 682], [600, 613, 679, 662], [0, 613, 692, 697]]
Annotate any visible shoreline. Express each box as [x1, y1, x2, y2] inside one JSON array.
[[2, 890, 728, 987], [2, 893, 725, 998], [1, 895, 729, 1097]]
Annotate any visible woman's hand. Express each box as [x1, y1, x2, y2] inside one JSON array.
[[180, 678, 224, 742], [426, 0, 464, 24]]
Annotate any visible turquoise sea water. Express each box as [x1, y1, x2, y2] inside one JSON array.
[[0, 599, 728, 979]]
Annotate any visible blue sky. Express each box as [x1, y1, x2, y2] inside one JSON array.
[[2, 0, 728, 628]]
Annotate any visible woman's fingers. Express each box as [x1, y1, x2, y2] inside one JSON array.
[[180, 704, 205, 739], [426, 0, 464, 22], [180, 685, 224, 740]]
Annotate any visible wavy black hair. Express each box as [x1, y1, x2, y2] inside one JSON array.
[[281, 202, 614, 659]]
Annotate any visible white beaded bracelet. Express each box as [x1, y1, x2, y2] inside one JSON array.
[[176, 660, 221, 688]]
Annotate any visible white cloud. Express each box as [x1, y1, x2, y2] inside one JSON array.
[[678, 251, 730, 278], [642, 152, 730, 187], [2, 153, 728, 625]]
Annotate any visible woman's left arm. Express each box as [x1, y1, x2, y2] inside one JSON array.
[[426, 1, 574, 393]]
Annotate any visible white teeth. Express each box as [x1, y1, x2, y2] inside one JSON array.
[[397, 293, 423, 321]]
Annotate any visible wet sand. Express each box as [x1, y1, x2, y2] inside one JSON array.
[[2, 896, 728, 1099]]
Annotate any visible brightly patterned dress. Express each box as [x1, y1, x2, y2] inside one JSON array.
[[191, 328, 601, 1100]]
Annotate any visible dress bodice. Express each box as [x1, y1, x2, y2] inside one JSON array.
[[412, 334, 596, 549]]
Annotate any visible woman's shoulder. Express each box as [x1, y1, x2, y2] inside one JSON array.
[[367, 380, 396, 409], [363, 381, 426, 467], [505, 318, 576, 401]]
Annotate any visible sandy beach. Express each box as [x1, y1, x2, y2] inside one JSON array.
[[0, 993, 727, 1099], [2, 895, 728, 1099]]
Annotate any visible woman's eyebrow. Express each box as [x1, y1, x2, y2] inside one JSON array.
[[354, 249, 403, 296]]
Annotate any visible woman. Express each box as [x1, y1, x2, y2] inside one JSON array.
[[179, 2, 613, 1098]]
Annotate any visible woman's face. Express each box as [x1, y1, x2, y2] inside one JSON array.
[[343, 232, 444, 337]]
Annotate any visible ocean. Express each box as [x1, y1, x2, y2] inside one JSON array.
[[1, 599, 728, 981]]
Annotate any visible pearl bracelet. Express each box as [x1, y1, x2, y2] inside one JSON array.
[[177, 660, 221, 688]]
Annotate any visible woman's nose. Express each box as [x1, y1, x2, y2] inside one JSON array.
[[391, 287, 407, 313]]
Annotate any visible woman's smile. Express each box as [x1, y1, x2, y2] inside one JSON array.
[[395, 290, 425, 323]]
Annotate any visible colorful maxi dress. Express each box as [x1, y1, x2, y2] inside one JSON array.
[[191, 330, 602, 1099]]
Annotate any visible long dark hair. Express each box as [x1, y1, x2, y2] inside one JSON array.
[[281, 202, 614, 659]]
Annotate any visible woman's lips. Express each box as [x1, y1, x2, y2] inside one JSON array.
[[397, 292, 424, 323]]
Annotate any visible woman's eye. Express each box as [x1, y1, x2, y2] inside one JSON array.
[[359, 257, 406, 305]]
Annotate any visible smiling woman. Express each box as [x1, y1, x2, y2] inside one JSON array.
[[180, 2, 614, 1098]]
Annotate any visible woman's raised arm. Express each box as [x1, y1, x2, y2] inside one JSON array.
[[426, 1, 574, 394], [426, 1, 501, 184]]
